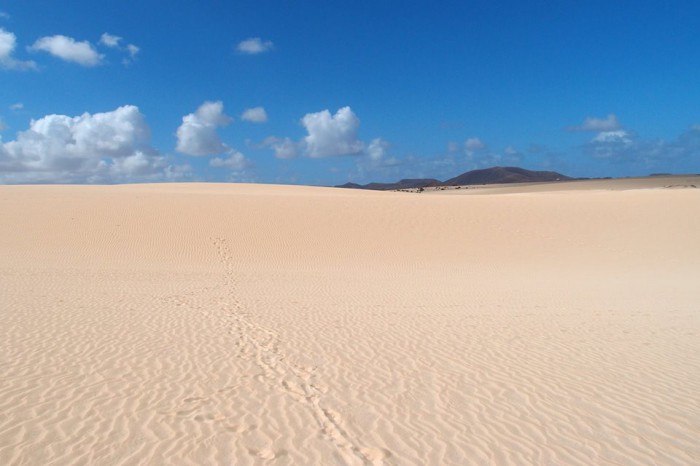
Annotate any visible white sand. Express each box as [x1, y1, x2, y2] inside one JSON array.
[[1, 178, 698, 465]]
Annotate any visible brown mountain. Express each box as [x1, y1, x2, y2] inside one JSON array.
[[335, 167, 570, 190], [443, 166, 570, 186], [336, 178, 441, 191]]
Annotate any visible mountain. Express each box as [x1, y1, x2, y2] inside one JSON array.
[[336, 178, 441, 191], [443, 166, 571, 186], [335, 167, 571, 190]]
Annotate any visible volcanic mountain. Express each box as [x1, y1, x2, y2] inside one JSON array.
[[336, 166, 571, 190]]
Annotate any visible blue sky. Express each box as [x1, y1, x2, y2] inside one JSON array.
[[1, 1, 699, 184]]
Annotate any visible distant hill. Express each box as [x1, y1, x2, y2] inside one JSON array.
[[443, 166, 570, 186], [336, 167, 571, 190], [336, 178, 441, 191]]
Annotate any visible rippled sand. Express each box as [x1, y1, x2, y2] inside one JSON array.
[[1, 178, 698, 465]]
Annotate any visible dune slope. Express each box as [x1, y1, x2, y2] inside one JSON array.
[[1, 181, 698, 465]]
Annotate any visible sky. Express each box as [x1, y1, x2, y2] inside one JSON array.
[[1, 0, 699, 185]]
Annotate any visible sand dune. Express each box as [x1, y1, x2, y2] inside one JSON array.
[[1, 178, 699, 465]]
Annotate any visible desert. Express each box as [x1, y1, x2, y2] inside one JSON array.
[[1, 177, 699, 465]]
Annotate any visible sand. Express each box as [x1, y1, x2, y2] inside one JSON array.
[[1, 177, 698, 465]]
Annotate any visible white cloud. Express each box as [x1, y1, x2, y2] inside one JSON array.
[[301, 106, 364, 158], [367, 138, 389, 162], [209, 151, 250, 170], [261, 107, 390, 167], [241, 107, 268, 123], [176, 101, 232, 156], [97, 152, 165, 178], [0, 28, 36, 70], [586, 130, 637, 160], [0, 105, 184, 183], [7, 106, 149, 160], [465, 137, 486, 152], [99, 33, 139, 65], [458, 137, 522, 167], [175, 101, 251, 170], [503, 145, 518, 156], [10, 102, 23, 111], [501, 145, 523, 164], [31, 35, 103, 66], [126, 43, 139, 58], [471, 151, 521, 168], [99, 32, 121, 48], [592, 130, 632, 145], [569, 114, 622, 132], [121, 44, 140, 65], [583, 126, 700, 172], [262, 136, 299, 160], [357, 138, 399, 175], [236, 37, 274, 55], [0, 11, 9, 19], [0, 28, 14, 56]]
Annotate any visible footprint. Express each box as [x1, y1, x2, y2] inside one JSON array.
[[226, 423, 258, 433], [217, 385, 239, 393], [282, 380, 307, 400], [194, 413, 223, 422], [248, 447, 287, 460], [176, 409, 198, 416], [360, 447, 392, 464]]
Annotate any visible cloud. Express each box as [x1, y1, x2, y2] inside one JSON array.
[[241, 107, 268, 123], [209, 151, 250, 170], [236, 38, 274, 55], [367, 138, 389, 162], [0, 105, 185, 183], [583, 126, 700, 170], [568, 114, 622, 132], [0, 11, 9, 20], [99, 33, 140, 64], [347, 151, 452, 185], [260, 107, 389, 167], [357, 138, 399, 175], [503, 145, 519, 156], [463, 137, 492, 163], [0, 120, 6, 131], [364, 138, 400, 169], [301, 106, 364, 158], [126, 44, 139, 58], [262, 136, 300, 160], [0, 28, 36, 70], [591, 130, 632, 145], [99, 32, 121, 48], [30, 35, 103, 66], [502, 146, 524, 164], [455, 137, 522, 167], [585, 130, 635, 160], [175, 101, 252, 171], [464, 137, 486, 153], [10, 102, 23, 111], [176, 101, 232, 156], [468, 146, 522, 167]]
